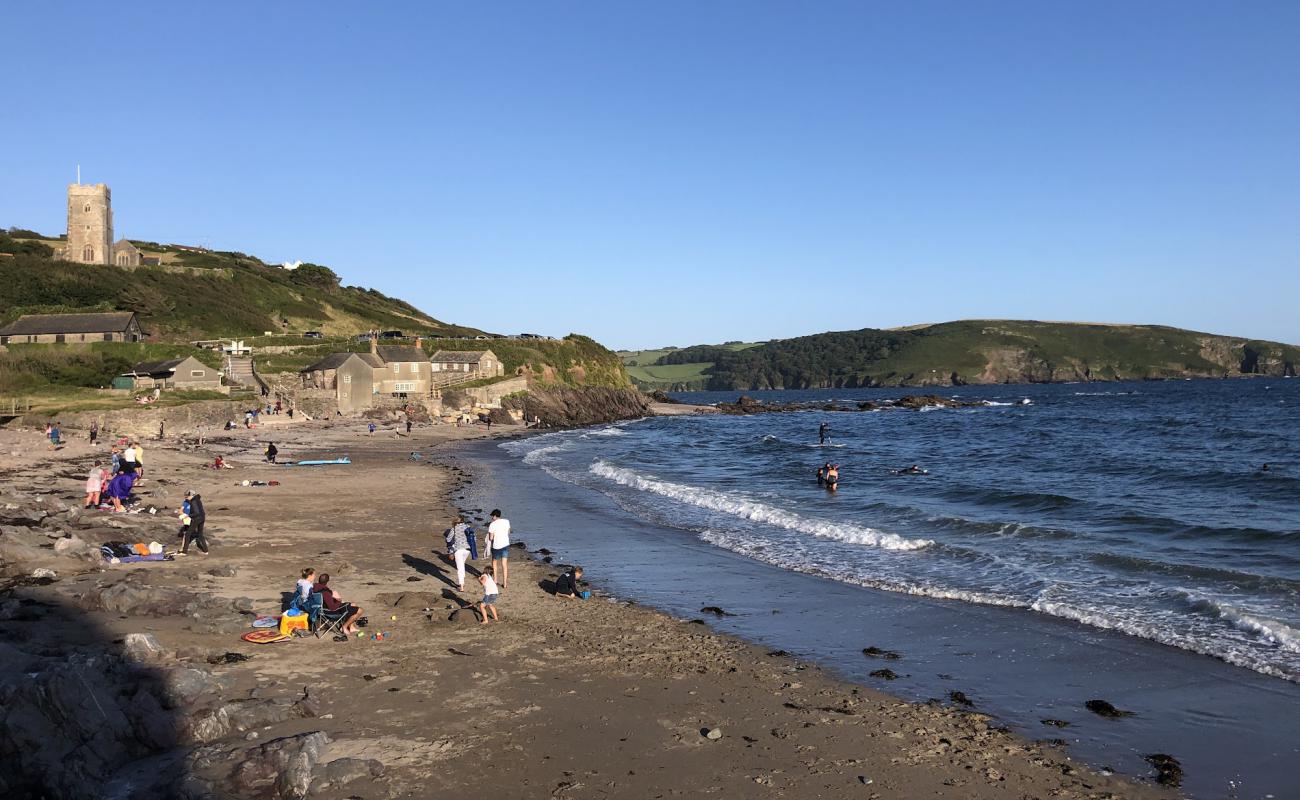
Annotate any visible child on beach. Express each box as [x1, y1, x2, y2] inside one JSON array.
[[478, 567, 500, 624]]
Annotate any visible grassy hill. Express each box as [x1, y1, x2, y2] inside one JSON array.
[[619, 342, 760, 390], [625, 321, 1300, 390], [0, 230, 484, 339], [0, 229, 631, 397]]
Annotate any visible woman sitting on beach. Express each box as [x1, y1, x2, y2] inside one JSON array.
[[293, 567, 316, 609]]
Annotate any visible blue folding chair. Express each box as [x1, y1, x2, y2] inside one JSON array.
[[305, 592, 349, 638]]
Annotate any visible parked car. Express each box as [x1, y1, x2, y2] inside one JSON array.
[[303, 331, 324, 338], [380, 330, 405, 339]]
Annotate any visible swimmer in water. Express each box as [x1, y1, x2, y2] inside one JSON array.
[[891, 464, 926, 475], [816, 462, 831, 485], [824, 464, 840, 491], [819, 422, 830, 445]]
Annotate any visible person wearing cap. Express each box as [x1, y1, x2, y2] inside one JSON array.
[[179, 490, 209, 555]]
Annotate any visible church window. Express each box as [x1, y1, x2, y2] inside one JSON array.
[[82, 245, 95, 261], [84, 204, 91, 212]]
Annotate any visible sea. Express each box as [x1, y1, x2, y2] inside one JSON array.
[[458, 379, 1300, 798]]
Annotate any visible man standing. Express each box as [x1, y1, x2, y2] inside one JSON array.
[[487, 509, 511, 590], [181, 490, 209, 555], [819, 422, 830, 445]]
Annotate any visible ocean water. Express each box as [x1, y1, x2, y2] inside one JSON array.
[[470, 378, 1300, 796], [508, 380, 1300, 683]]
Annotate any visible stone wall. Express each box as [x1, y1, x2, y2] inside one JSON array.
[[461, 376, 529, 409]]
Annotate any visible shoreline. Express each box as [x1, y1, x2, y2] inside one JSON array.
[[0, 416, 1175, 798]]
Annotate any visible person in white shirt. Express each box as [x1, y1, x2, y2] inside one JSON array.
[[477, 566, 500, 624], [487, 509, 511, 590], [294, 567, 316, 609]]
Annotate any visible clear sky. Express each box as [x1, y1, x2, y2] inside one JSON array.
[[2, 1, 1297, 349]]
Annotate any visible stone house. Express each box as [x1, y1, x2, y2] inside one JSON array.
[[0, 312, 144, 344], [119, 356, 223, 391], [429, 349, 505, 379], [301, 338, 436, 413], [112, 239, 142, 267]]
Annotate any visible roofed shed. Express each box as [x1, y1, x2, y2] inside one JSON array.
[[0, 312, 144, 344]]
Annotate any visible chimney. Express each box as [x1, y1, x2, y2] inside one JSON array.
[[369, 333, 377, 355]]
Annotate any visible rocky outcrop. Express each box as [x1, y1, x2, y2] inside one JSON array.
[[503, 387, 649, 428], [715, 394, 984, 415]]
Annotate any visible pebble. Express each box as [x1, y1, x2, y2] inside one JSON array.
[[705, 728, 723, 740]]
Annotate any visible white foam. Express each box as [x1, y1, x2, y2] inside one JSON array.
[[590, 460, 933, 552], [522, 442, 573, 465], [585, 426, 627, 438], [1178, 592, 1300, 653]]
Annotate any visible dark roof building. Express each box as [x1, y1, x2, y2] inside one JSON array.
[[0, 312, 143, 344], [430, 349, 490, 363], [375, 345, 427, 363]]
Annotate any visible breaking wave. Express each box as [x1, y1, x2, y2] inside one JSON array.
[[589, 460, 933, 552]]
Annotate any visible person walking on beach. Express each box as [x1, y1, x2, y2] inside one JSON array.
[[444, 515, 476, 591], [121, 441, 139, 475], [405, 417, 413, 436], [477, 566, 500, 624], [89, 420, 99, 446], [180, 490, 209, 555], [487, 509, 511, 589], [368, 421, 376, 437]]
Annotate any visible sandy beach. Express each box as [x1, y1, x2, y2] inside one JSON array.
[[0, 415, 1176, 799]]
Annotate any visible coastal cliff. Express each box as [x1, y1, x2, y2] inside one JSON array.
[[503, 386, 649, 428], [626, 320, 1300, 390]]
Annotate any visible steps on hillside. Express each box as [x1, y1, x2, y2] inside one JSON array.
[[225, 356, 269, 392]]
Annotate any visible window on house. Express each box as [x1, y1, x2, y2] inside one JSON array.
[[432, 363, 441, 372], [82, 245, 94, 260], [343, 375, 352, 384], [391, 364, 399, 373], [103, 333, 113, 342], [0, 337, 7, 345], [394, 382, 415, 392], [190, 370, 205, 378], [55, 334, 65, 343], [79, 334, 86, 342], [410, 362, 419, 373]]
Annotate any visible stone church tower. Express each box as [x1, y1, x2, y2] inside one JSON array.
[[66, 183, 114, 265]]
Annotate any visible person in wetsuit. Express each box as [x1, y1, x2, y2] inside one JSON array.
[[819, 422, 830, 445]]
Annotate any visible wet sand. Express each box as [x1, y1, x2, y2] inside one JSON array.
[[0, 417, 1176, 798]]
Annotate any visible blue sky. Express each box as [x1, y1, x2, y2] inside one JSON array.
[[2, 2, 1297, 349]]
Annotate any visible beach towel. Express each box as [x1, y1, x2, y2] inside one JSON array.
[[251, 616, 280, 628], [241, 630, 291, 644]]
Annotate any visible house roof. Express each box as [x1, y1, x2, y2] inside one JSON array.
[[0, 312, 138, 337], [113, 239, 141, 253], [430, 350, 490, 363], [301, 352, 357, 373], [376, 345, 427, 364], [300, 352, 387, 373], [129, 358, 188, 376]]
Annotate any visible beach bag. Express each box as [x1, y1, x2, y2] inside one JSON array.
[[147, 541, 163, 554]]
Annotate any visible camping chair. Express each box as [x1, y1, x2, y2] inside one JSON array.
[[305, 592, 349, 638]]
